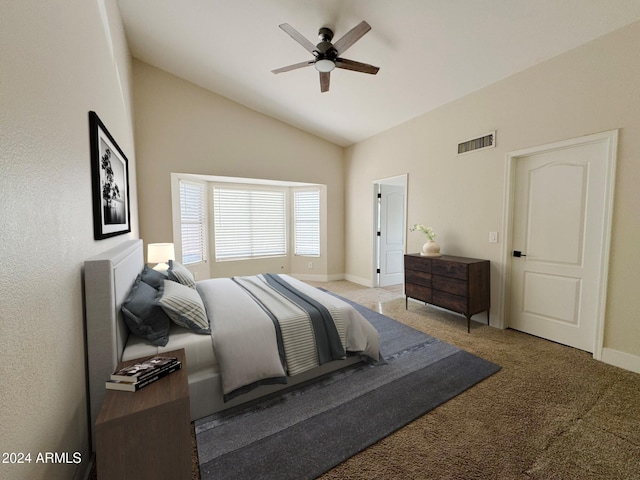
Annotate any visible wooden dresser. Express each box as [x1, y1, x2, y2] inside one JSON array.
[[404, 254, 490, 332], [95, 348, 191, 480]]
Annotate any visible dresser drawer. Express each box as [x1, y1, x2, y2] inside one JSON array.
[[405, 255, 431, 273], [405, 283, 432, 303], [432, 259, 468, 280], [405, 269, 432, 287], [432, 275, 467, 297], [433, 290, 467, 314]]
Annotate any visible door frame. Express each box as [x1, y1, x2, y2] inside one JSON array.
[[372, 174, 408, 288], [500, 130, 618, 359]]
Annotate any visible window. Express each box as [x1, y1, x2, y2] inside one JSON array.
[[213, 187, 287, 261], [293, 189, 320, 256], [179, 180, 207, 264]]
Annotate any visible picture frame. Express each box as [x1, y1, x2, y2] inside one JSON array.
[[89, 111, 131, 240]]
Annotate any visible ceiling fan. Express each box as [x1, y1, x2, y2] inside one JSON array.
[[272, 21, 380, 93]]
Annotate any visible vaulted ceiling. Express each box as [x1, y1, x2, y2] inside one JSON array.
[[117, 0, 640, 147]]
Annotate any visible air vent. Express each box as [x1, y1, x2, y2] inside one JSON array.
[[457, 131, 496, 155]]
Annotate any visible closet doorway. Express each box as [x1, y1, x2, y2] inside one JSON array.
[[373, 174, 407, 287]]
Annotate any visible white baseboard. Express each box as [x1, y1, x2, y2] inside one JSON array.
[[600, 347, 640, 374], [285, 273, 373, 285], [326, 273, 345, 282], [290, 273, 345, 283], [343, 274, 373, 288]]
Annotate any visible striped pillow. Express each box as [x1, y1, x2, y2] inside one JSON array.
[[168, 260, 196, 289], [158, 279, 210, 334]]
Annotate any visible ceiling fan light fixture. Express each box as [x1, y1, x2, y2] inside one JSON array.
[[274, 21, 378, 92], [314, 59, 335, 72]]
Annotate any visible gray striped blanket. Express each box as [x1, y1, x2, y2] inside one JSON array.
[[196, 274, 380, 401]]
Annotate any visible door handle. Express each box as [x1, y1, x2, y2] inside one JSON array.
[[513, 250, 527, 257]]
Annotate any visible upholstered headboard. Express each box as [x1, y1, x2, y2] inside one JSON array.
[[84, 239, 143, 448]]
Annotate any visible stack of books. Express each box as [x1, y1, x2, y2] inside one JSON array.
[[105, 355, 182, 392]]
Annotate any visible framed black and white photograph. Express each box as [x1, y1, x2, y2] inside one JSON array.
[[89, 111, 131, 240]]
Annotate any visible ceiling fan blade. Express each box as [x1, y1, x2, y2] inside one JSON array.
[[278, 23, 316, 54], [271, 60, 315, 74], [335, 58, 380, 75], [332, 21, 371, 55], [320, 71, 330, 92]]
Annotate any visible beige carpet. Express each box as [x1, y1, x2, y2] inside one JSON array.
[[91, 280, 640, 479], [313, 281, 640, 480]]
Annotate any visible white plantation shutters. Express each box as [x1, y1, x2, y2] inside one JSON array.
[[293, 189, 320, 256], [213, 187, 287, 260], [179, 180, 207, 264]]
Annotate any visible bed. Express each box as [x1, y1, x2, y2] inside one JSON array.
[[83, 239, 380, 445]]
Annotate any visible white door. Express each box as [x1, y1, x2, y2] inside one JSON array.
[[509, 135, 614, 352], [379, 184, 405, 287]]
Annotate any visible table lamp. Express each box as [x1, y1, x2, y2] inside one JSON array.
[[147, 243, 175, 271]]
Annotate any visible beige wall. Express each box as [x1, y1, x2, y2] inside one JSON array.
[[133, 60, 345, 279], [3, 8, 638, 479], [344, 21, 640, 366], [0, 1, 137, 479]]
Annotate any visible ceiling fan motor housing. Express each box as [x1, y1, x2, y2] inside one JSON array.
[[315, 27, 337, 60]]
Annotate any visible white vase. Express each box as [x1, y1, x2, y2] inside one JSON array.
[[420, 240, 441, 257]]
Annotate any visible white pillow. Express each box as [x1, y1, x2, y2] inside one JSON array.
[[158, 279, 210, 334]]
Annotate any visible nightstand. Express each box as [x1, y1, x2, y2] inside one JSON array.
[[95, 348, 191, 479]]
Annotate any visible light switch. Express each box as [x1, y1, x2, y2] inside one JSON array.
[[489, 232, 499, 243]]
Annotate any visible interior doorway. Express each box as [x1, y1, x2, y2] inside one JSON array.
[[373, 175, 407, 287], [502, 131, 617, 356]]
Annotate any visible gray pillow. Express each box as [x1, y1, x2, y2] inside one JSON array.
[[140, 264, 167, 290], [121, 276, 171, 346], [158, 279, 210, 334], [168, 260, 196, 289]]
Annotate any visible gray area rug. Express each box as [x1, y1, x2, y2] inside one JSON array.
[[195, 293, 501, 480]]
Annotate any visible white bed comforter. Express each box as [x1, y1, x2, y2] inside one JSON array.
[[196, 274, 380, 399]]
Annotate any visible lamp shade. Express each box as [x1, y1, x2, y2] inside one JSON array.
[[147, 243, 175, 264]]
